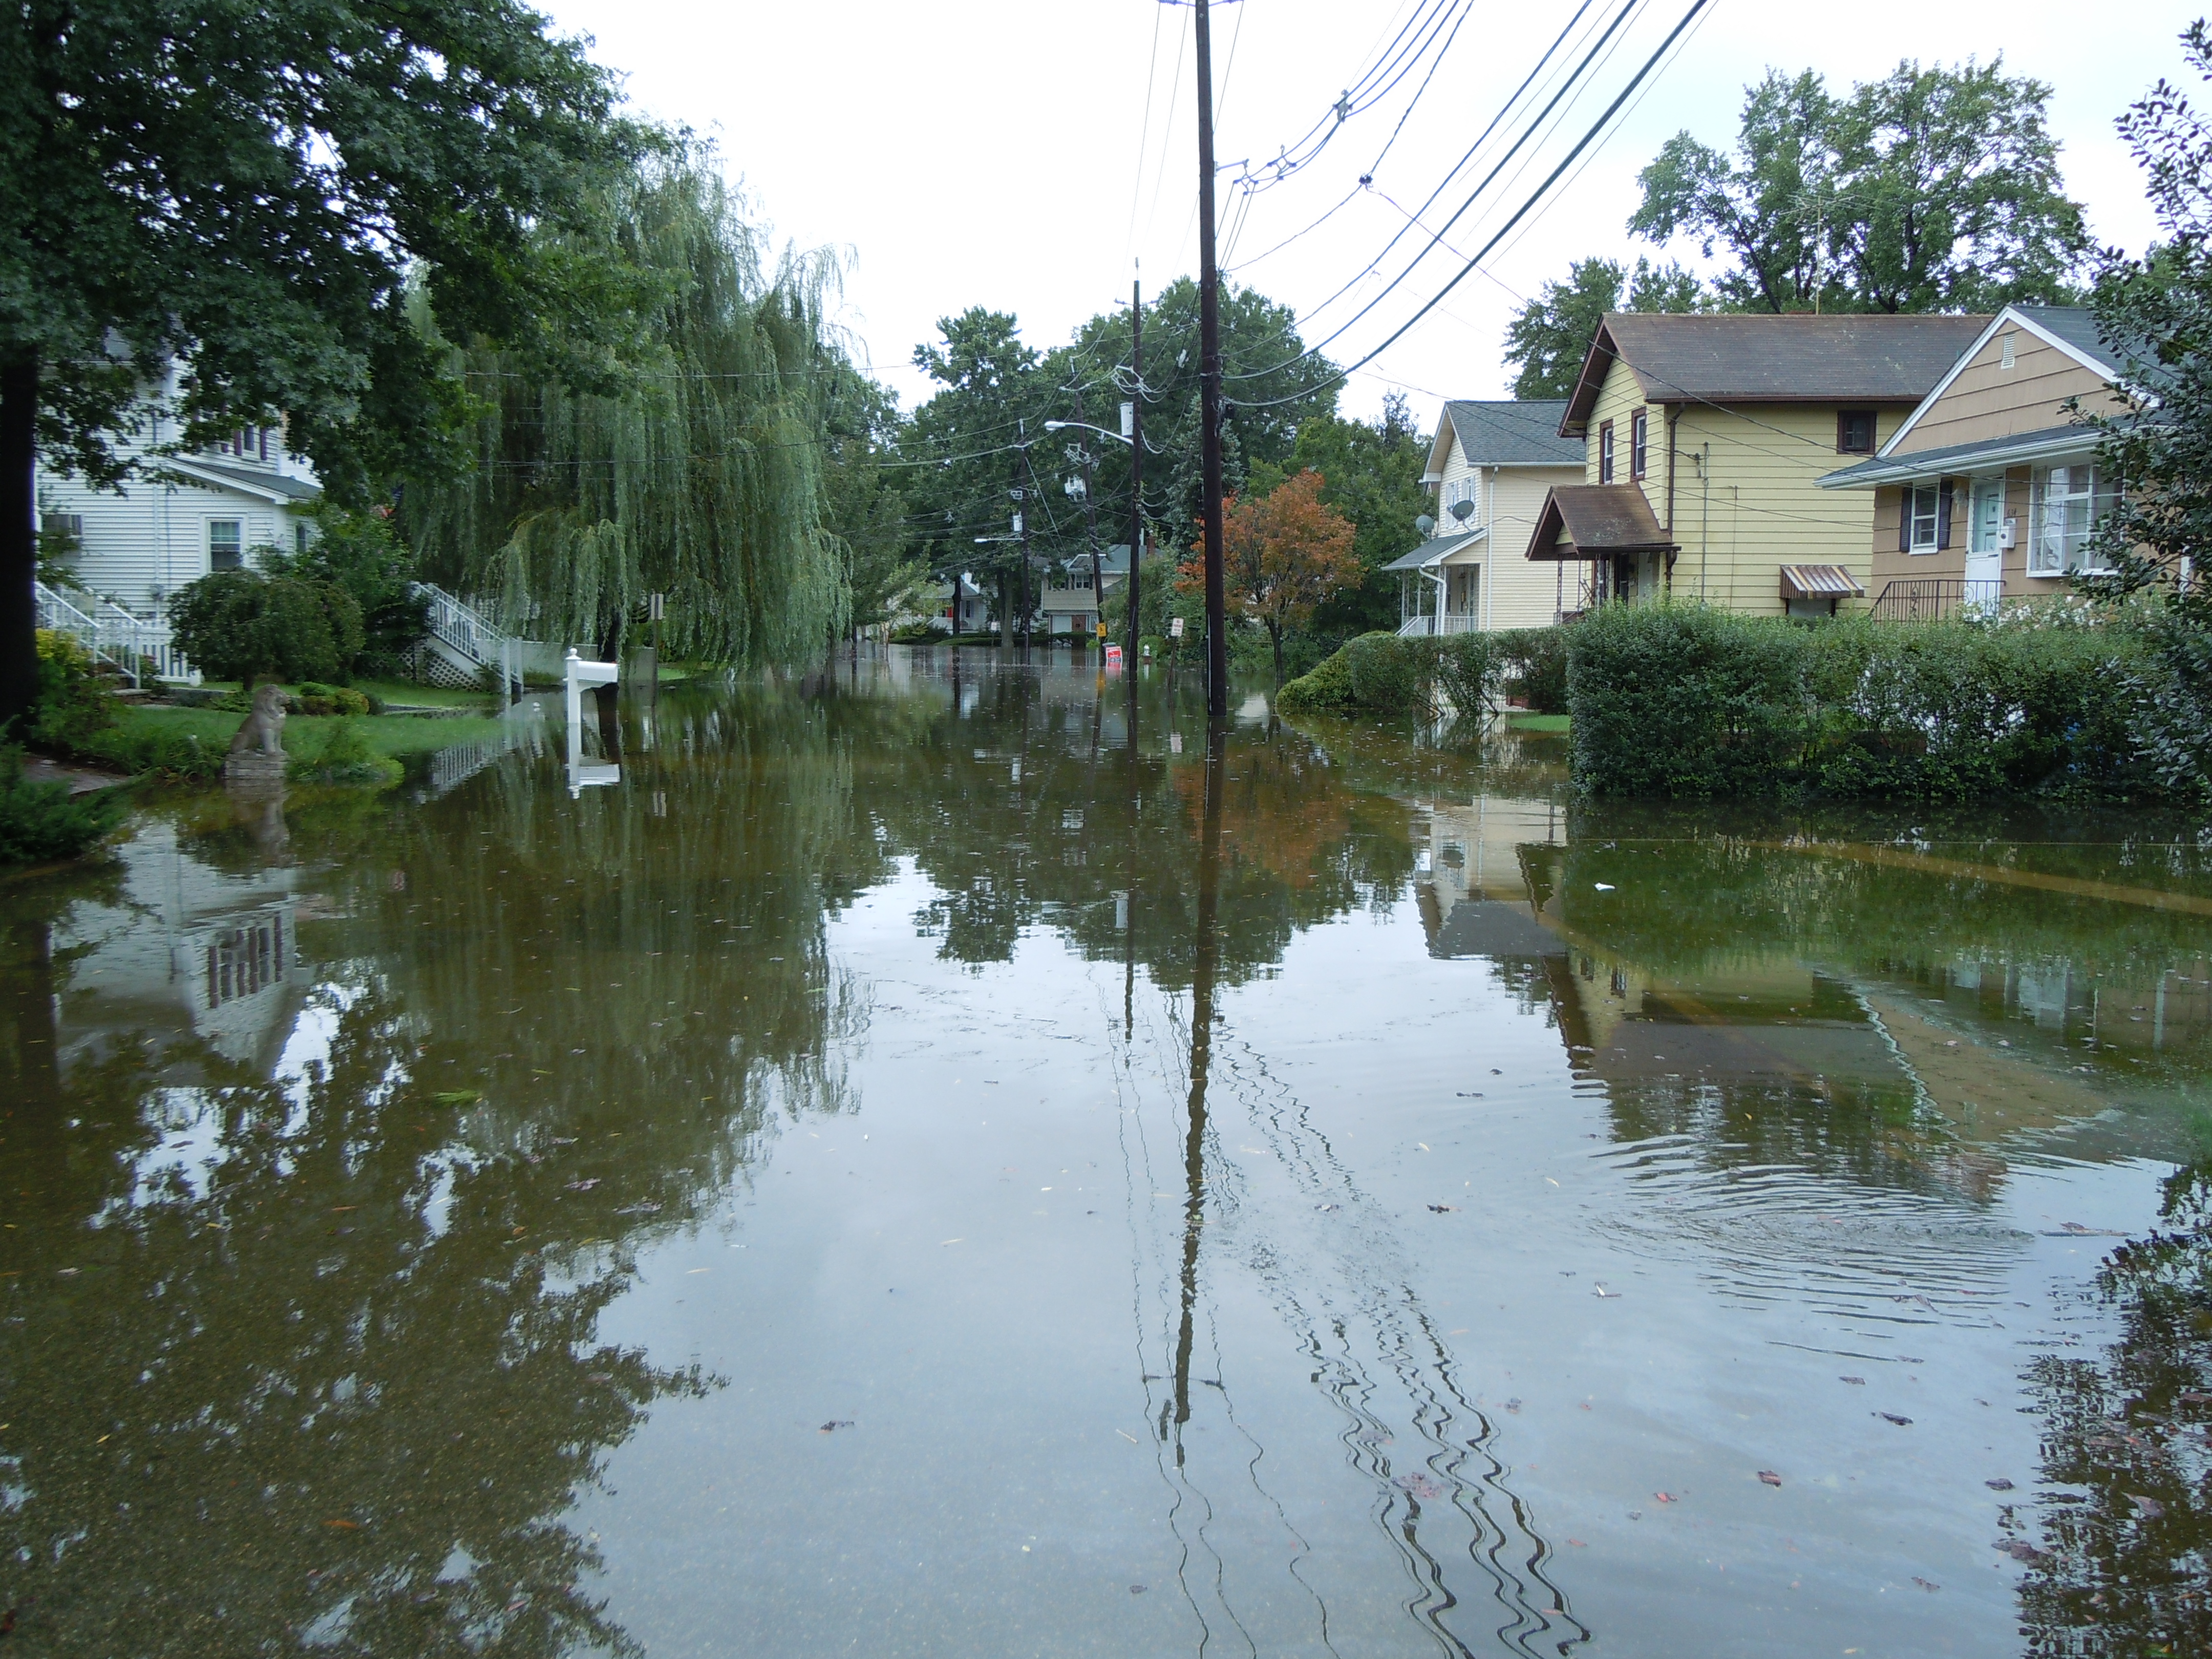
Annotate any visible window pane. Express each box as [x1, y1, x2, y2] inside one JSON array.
[[208, 520, 242, 571]]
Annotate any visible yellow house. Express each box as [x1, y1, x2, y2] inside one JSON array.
[[1390, 400, 1584, 632], [1815, 307, 2131, 618], [1526, 312, 1990, 616]]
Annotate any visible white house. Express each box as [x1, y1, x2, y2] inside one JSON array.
[[1393, 401, 1583, 633], [37, 377, 321, 618]]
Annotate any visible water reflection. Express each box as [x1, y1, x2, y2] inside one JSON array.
[[4, 653, 2210, 1655]]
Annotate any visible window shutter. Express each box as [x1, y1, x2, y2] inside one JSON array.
[[1936, 480, 1953, 549], [1897, 490, 1910, 552]]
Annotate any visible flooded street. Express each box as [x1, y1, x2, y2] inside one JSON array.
[[4, 650, 2209, 1657]]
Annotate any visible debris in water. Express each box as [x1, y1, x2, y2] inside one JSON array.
[[1593, 1285, 1621, 1299], [1839, 1376, 1866, 1386], [1653, 1492, 1676, 1503], [1995, 1539, 2048, 1565], [1428, 1204, 1458, 1214], [1757, 1471, 1782, 1487], [1396, 1473, 1447, 1501], [1986, 1478, 2015, 1491], [2130, 1494, 2166, 1520], [1912, 1577, 1940, 1592], [1504, 1398, 1522, 1413], [818, 1420, 854, 1434], [1593, 883, 1614, 891], [1878, 1413, 1913, 1426], [1129, 1584, 1147, 1594], [566, 1178, 600, 1192], [433, 1090, 480, 1107]]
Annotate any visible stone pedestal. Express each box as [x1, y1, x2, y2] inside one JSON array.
[[224, 750, 289, 785]]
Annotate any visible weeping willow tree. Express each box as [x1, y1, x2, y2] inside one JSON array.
[[403, 155, 852, 665]]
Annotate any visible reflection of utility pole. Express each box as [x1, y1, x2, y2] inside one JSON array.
[[1193, 0, 1229, 719], [1164, 724, 1224, 1455]]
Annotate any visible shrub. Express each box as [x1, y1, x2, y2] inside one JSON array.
[[77, 721, 225, 781], [268, 503, 430, 677], [1568, 602, 2167, 800], [1277, 631, 1443, 718], [0, 749, 125, 865], [169, 568, 364, 688], [289, 719, 402, 787], [29, 629, 118, 749], [1495, 625, 1571, 713], [289, 683, 371, 717]]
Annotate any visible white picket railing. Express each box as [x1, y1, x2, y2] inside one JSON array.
[[413, 583, 520, 690], [1397, 611, 1484, 638], [36, 581, 199, 687]]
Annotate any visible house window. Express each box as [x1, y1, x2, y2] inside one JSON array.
[[2029, 464, 2120, 575], [1905, 484, 1942, 552], [294, 522, 310, 556], [1629, 409, 1649, 479], [1599, 421, 1615, 484], [40, 512, 83, 552], [208, 519, 243, 570], [1836, 409, 1876, 454], [1442, 476, 1480, 523]]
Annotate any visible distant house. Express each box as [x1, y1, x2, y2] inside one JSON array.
[[1037, 544, 1130, 636], [1816, 307, 2131, 618], [1391, 400, 1582, 633], [37, 378, 321, 617], [1528, 313, 1990, 616]]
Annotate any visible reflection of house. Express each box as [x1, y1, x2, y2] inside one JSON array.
[[37, 375, 322, 616], [1392, 402, 1582, 633], [1817, 307, 2132, 620], [52, 821, 306, 1073], [1532, 313, 1988, 615]]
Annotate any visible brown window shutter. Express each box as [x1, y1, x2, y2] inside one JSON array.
[[1897, 489, 1910, 552], [1936, 480, 1953, 549]]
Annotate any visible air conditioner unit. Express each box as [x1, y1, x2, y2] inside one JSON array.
[[1999, 518, 2017, 549]]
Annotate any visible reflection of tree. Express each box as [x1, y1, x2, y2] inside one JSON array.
[[2018, 1162, 2212, 1657]]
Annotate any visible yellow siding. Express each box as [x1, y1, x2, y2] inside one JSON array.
[[1432, 420, 1580, 629], [1891, 329, 2123, 454], [1583, 359, 1660, 517], [1668, 402, 1902, 616]]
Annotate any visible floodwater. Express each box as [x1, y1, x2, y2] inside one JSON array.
[[4, 649, 2209, 1658]]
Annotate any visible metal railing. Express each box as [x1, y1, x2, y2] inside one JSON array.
[[1869, 578, 2004, 622], [1397, 611, 1484, 637], [35, 581, 199, 686]]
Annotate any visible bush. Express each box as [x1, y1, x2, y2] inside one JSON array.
[[289, 718, 402, 787], [289, 683, 371, 717], [169, 568, 364, 688], [269, 503, 430, 677], [1568, 602, 2167, 800], [1277, 631, 1444, 718], [0, 749, 125, 865], [28, 630, 118, 750], [77, 721, 225, 781], [888, 621, 947, 644], [1495, 625, 1571, 713]]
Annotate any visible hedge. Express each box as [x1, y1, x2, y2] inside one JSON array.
[[1275, 626, 1574, 721], [1569, 603, 2171, 800], [1, 748, 125, 866]]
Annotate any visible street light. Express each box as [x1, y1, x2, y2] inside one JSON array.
[[1043, 419, 1132, 446]]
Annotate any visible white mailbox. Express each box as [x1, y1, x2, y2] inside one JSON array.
[[564, 649, 622, 798]]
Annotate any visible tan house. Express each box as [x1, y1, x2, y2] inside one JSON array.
[[1816, 307, 2130, 618], [1527, 313, 1990, 616], [1391, 400, 1583, 632]]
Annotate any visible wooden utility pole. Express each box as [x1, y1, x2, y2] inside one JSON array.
[[1127, 277, 1144, 664], [1193, 0, 1228, 719]]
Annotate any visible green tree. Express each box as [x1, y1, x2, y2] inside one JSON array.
[[2079, 23, 2212, 797], [1502, 258, 1706, 399], [167, 568, 363, 689], [820, 369, 919, 636], [1, 0, 649, 731], [1632, 60, 2087, 314], [1282, 393, 1435, 641], [402, 159, 852, 666], [269, 504, 429, 678]]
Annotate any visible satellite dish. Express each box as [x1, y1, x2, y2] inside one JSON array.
[[1414, 514, 1436, 537], [1450, 496, 1475, 522]]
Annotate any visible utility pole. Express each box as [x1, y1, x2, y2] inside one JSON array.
[[1072, 391, 1103, 627], [1193, 0, 1229, 720], [1126, 276, 1144, 665], [1014, 487, 1031, 655]]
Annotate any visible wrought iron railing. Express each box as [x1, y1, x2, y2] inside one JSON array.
[[1869, 578, 2004, 622]]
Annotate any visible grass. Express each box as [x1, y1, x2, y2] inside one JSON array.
[[118, 704, 510, 761], [1503, 712, 1571, 734]]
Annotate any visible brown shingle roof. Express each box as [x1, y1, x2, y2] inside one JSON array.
[[1561, 313, 1992, 434], [1524, 484, 1676, 562]]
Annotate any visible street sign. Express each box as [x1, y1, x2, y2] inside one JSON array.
[[648, 591, 665, 622], [1169, 616, 1185, 639]]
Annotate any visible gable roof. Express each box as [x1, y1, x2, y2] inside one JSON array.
[[1561, 312, 1992, 434], [1523, 484, 1675, 561], [1443, 400, 1582, 466], [1875, 305, 2129, 456], [159, 456, 321, 504]]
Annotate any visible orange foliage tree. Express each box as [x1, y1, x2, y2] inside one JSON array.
[[1180, 469, 1362, 684]]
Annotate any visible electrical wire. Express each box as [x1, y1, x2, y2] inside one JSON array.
[[1227, 0, 1712, 413]]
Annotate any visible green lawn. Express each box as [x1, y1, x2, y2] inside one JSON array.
[[1503, 712, 1571, 733], [120, 703, 510, 759]]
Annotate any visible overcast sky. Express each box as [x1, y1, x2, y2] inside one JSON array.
[[537, 0, 2202, 432]]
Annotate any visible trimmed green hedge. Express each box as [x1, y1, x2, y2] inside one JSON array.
[[1569, 604, 2166, 800], [1275, 626, 1575, 721]]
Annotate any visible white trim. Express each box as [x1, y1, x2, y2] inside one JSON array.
[[1819, 427, 2098, 490], [1879, 306, 2123, 457], [156, 456, 315, 506]]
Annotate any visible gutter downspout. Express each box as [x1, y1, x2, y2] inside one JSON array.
[[1483, 466, 1497, 632], [1699, 443, 1711, 602]]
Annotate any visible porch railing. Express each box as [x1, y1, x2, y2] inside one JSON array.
[[1397, 611, 1484, 638], [412, 583, 520, 689], [35, 581, 199, 686], [1869, 578, 2004, 622]]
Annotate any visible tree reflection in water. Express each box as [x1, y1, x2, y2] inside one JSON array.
[[2019, 1160, 2212, 1657]]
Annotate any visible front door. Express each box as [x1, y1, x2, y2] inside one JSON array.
[[1965, 478, 2004, 603]]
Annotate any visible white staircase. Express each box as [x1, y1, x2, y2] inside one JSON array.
[[412, 584, 521, 691], [35, 581, 198, 687]]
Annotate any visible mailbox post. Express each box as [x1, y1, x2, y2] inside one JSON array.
[[563, 648, 621, 799]]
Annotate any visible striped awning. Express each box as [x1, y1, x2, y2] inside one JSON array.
[[1779, 564, 1866, 600]]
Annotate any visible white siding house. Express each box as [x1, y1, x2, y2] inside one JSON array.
[[37, 382, 321, 618], [1393, 401, 1584, 632]]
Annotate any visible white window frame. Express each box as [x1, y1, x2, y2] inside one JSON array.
[[2028, 463, 2119, 577], [1906, 484, 1941, 552], [1442, 475, 1479, 521], [208, 519, 243, 570]]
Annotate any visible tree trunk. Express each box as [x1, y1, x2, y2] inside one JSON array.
[[0, 350, 40, 737], [1269, 621, 1284, 687]]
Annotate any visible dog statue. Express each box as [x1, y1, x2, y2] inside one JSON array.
[[224, 682, 290, 782]]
